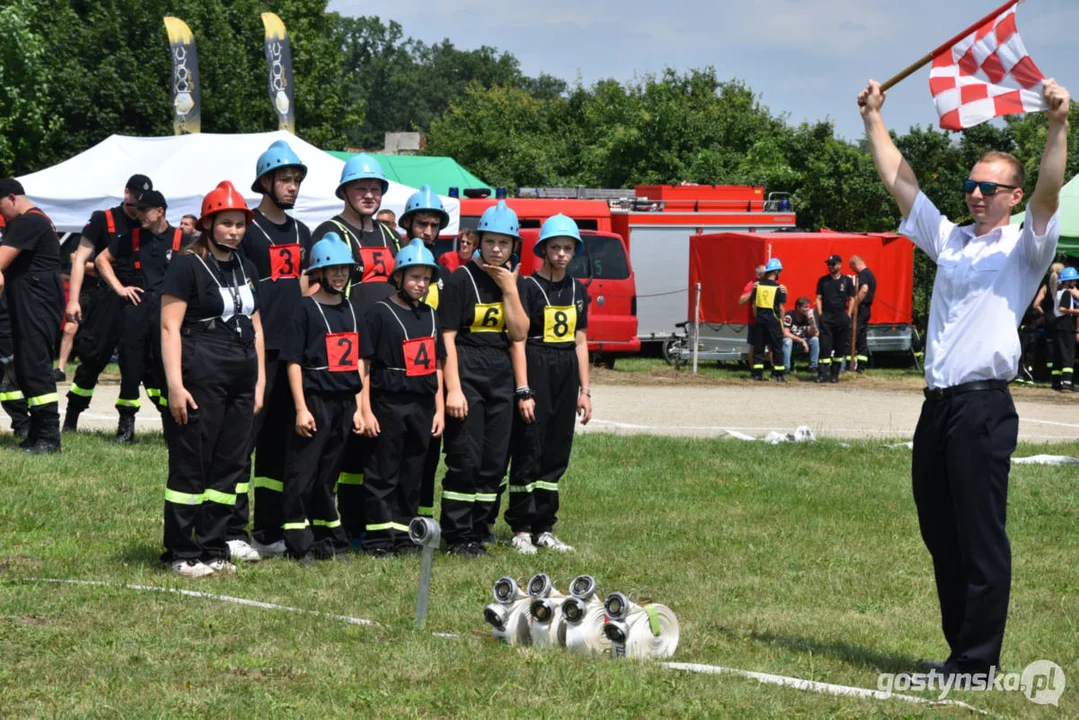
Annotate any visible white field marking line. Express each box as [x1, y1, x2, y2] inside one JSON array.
[[661, 663, 991, 716], [23, 578, 992, 713], [1022, 417, 1079, 430]]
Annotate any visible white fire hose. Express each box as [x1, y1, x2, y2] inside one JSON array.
[[526, 573, 566, 647], [603, 592, 680, 659], [483, 577, 532, 645]]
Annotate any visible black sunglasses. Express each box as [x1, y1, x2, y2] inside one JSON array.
[[963, 179, 1018, 196]]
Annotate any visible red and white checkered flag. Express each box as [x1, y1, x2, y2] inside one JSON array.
[[929, 3, 1047, 130]]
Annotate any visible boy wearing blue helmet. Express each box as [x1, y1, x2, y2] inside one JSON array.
[[311, 154, 402, 292], [231, 139, 313, 561], [356, 238, 447, 555], [277, 234, 364, 561], [750, 258, 788, 382], [437, 200, 529, 557], [1051, 266, 1079, 391], [506, 214, 592, 555]]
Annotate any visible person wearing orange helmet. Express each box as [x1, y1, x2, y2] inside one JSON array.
[[158, 181, 266, 578]]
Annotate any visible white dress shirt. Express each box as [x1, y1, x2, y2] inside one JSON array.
[[899, 192, 1059, 389]]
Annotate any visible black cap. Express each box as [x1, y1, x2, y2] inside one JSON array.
[[0, 178, 25, 196], [125, 174, 154, 199], [826, 254, 842, 264], [133, 190, 167, 209]]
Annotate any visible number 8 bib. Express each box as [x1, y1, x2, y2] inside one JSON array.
[[403, 337, 436, 377], [326, 332, 359, 372], [543, 305, 577, 343]]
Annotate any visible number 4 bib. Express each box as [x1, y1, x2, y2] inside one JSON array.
[[382, 301, 438, 377]]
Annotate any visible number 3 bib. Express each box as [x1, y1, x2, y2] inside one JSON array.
[[270, 243, 301, 281]]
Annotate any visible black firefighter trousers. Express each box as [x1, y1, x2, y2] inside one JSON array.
[[440, 345, 513, 546], [506, 345, 579, 535], [912, 385, 1016, 671], [237, 350, 292, 544], [67, 285, 124, 412], [162, 334, 256, 562]]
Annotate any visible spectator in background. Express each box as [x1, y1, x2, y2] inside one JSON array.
[[849, 255, 876, 374], [738, 264, 766, 369], [782, 297, 819, 374], [438, 229, 478, 273], [179, 214, 199, 238], [376, 208, 399, 237]]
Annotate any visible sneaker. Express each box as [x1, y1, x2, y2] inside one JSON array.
[[251, 538, 286, 558], [171, 559, 214, 578], [534, 532, 574, 553], [23, 439, 61, 455], [205, 558, 236, 574], [445, 543, 478, 558], [511, 533, 538, 555], [226, 539, 262, 562]]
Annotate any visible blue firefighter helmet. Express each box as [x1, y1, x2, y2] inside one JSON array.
[[535, 213, 583, 257], [765, 258, 783, 272], [476, 200, 521, 241], [251, 140, 307, 194], [336, 154, 389, 199], [400, 184, 450, 231], [393, 238, 440, 280], [306, 233, 354, 273], [1061, 266, 1079, 282]]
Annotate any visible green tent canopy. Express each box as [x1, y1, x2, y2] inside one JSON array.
[[323, 152, 492, 196], [1010, 173, 1079, 256]]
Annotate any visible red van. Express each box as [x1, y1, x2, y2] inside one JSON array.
[[518, 229, 639, 361]]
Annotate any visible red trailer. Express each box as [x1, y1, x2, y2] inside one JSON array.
[[667, 231, 916, 365]]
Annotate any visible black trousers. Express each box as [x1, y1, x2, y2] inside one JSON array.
[[420, 433, 440, 518], [506, 346, 578, 534], [280, 391, 351, 558], [0, 309, 30, 436], [337, 432, 371, 542], [117, 297, 165, 415], [9, 282, 62, 444], [854, 304, 871, 368], [361, 391, 435, 551], [912, 386, 1016, 670], [68, 286, 124, 410], [819, 313, 850, 368], [751, 317, 783, 378], [240, 351, 293, 544], [1050, 325, 1076, 385], [440, 345, 513, 546], [162, 334, 256, 562]]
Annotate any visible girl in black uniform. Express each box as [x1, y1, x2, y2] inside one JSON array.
[[751, 258, 787, 382], [160, 181, 265, 578], [438, 201, 528, 557], [506, 215, 593, 555], [279, 234, 363, 560], [359, 238, 446, 555]]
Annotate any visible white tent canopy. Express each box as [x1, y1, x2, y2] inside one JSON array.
[[16, 130, 460, 235]]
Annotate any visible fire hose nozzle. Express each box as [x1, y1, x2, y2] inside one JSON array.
[[409, 517, 441, 548], [527, 573, 553, 599], [561, 597, 586, 624], [604, 592, 630, 620], [484, 603, 509, 631], [570, 575, 596, 601], [603, 619, 629, 646], [493, 577, 520, 605], [529, 599, 555, 624]]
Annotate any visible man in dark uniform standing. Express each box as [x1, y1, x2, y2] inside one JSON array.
[[849, 255, 876, 374], [64, 174, 153, 431], [815, 254, 854, 384], [0, 179, 65, 453], [94, 190, 188, 442], [0, 216, 31, 438]]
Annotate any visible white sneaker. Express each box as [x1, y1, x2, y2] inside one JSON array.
[[171, 560, 214, 578], [251, 539, 286, 558], [534, 532, 574, 553], [511, 533, 538, 555], [205, 558, 237, 574], [227, 539, 262, 562]]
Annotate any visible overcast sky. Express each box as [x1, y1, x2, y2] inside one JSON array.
[[328, 0, 1077, 141]]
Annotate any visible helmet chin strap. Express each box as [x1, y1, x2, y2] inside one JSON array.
[[320, 270, 345, 296], [206, 233, 235, 258], [395, 275, 422, 310]]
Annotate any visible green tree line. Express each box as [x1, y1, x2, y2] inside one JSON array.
[[3, 3, 1078, 323]]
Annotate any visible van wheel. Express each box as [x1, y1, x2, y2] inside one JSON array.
[[661, 337, 680, 367]]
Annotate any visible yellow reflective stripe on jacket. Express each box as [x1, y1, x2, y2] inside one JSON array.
[[27, 393, 59, 407], [417, 505, 434, 517], [165, 489, 203, 505], [203, 488, 236, 506], [0, 389, 24, 402], [441, 491, 475, 503], [312, 518, 342, 528], [509, 482, 537, 494], [69, 384, 94, 398], [475, 492, 498, 503], [158, 395, 170, 408], [234, 482, 250, 495], [390, 522, 411, 533], [337, 472, 364, 486], [366, 522, 394, 532], [283, 520, 310, 531], [116, 397, 141, 408], [146, 387, 162, 398], [535, 481, 559, 492], [253, 477, 283, 492]]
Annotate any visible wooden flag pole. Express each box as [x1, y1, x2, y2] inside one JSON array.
[[879, 0, 1020, 91]]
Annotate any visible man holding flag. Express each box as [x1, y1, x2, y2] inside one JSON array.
[[858, 0, 1069, 676]]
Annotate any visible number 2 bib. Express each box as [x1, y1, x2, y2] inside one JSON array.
[[359, 246, 394, 283], [470, 302, 505, 333], [543, 305, 577, 343], [270, 243, 301, 281], [326, 332, 359, 372]]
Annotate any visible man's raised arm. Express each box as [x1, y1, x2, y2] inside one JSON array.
[[859, 80, 920, 219], [1028, 79, 1071, 236]]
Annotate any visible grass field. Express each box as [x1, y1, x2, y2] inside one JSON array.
[[1, 431, 1076, 718]]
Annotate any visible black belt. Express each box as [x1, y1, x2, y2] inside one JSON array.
[[923, 379, 1008, 401]]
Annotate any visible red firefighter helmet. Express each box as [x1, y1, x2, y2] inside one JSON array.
[[197, 180, 253, 232]]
